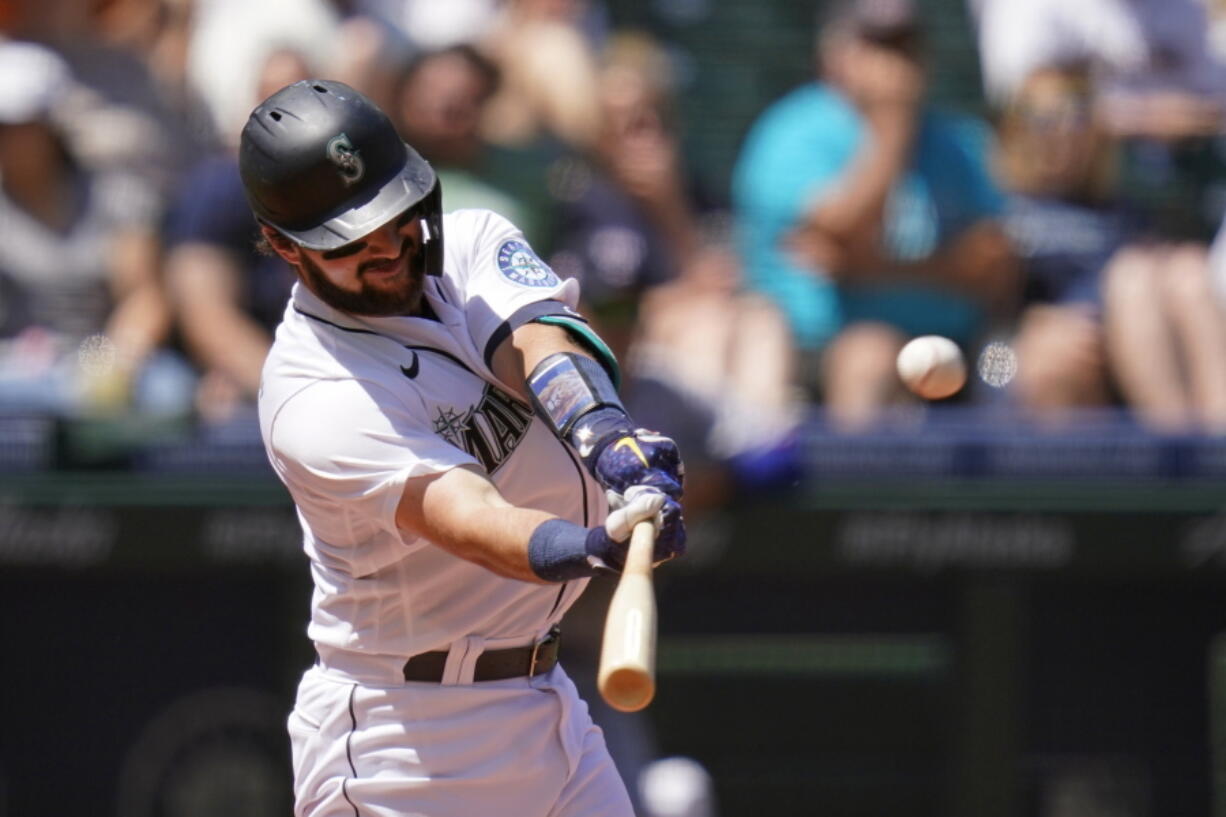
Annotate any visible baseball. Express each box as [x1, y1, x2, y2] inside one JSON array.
[[896, 335, 967, 400]]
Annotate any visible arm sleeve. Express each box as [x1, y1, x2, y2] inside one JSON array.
[[266, 377, 478, 547]]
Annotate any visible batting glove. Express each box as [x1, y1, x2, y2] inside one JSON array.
[[592, 428, 685, 500], [590, 486, 687, 570]]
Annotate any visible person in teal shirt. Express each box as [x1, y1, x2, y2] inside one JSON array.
[[733, 0, 1018, 426]]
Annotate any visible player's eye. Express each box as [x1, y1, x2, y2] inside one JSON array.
[[321, 240, 367, 260]]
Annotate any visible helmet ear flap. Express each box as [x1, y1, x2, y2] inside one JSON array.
[[419, 180, 444, 276]]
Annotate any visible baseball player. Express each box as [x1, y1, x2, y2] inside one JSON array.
[[241, 80, 687, 817]]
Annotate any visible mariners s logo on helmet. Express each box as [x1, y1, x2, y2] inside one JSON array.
[[326, 132, 365, 186]]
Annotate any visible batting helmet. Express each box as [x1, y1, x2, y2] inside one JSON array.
[[239, 79, 443, 274]]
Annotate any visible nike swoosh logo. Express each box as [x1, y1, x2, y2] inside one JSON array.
[[613, 437, 649, 466], [400, 351, 420, 379]]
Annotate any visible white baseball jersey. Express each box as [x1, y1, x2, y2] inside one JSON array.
[[259, 208, 603, 685]]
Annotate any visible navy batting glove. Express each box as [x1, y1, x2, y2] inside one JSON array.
[[592, 486, 687, 570], [591, 428, 685, 500]]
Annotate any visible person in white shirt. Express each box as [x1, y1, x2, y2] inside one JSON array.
[[240, 79, 686, 817], [972, 0, 1226, 139]]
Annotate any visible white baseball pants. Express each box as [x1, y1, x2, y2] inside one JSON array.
[[287, 664, 634, 817]]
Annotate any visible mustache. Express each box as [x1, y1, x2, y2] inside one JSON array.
[[358, 238, 416, 276]]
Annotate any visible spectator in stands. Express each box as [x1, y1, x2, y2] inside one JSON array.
[[971, 0, 1226, 243], [390, 44, 549, 249], [732, 0, 1019, 430], [185, 0, 341, 145], [993, 63, 1121, 419], [0, 41, 186, 415], [6, 0, 215, 202], [996, 62, 1226, 433], [477, 0, 605, 153], [972, 0, 1226, 129], [342, 0, 500, 51], [312, 1, 423, 114], [162, 48, 312, 423], [1102, 237, 1226, 433]]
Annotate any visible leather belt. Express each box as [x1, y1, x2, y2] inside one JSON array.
[[403, 627, 561, 683]]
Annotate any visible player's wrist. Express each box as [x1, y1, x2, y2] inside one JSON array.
[[572, 407, 635, 470], [528, 518, 614, 582]]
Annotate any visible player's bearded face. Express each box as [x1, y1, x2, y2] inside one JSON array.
[[297, 211, 427, 317]]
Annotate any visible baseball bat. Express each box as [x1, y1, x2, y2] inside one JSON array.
[[598, 519, 658, 712]]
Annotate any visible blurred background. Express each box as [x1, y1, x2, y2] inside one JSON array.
[[3, 0, 1226, 815]]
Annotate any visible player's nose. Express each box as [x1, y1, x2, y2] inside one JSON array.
[[364, 222, 402, 258]]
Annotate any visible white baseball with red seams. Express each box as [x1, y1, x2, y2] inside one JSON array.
[[896, 335, 967, 399]]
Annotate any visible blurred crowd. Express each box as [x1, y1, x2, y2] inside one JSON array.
[[2, 0, 1226, 442], [4, 0, 1226, 449]]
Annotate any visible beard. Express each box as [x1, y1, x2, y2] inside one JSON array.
[[299, 245, 426, 317]]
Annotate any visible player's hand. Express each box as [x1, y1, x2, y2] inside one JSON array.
[[593, 428, 684, 499], [590, 486, 687, 570]]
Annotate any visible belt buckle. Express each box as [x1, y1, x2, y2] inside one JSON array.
[[529, 625, 560, 676]]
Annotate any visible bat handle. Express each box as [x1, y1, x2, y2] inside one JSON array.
[[622, 518, 657, 576]]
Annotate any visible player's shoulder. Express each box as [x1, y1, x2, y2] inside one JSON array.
[[260, 338, 422, 458], [443, 208, 520, 241], [259, 376, 421, 495], [259, 306, 393, 412], [440, 208, 540, 283]]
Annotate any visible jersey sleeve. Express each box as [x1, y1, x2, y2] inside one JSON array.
[[265, 377, 478, 547], [446, 209, 582, 362]]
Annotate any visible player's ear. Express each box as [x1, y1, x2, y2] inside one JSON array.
[[258, 223, 300, 265]]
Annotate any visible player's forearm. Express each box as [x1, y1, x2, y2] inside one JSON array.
[[431, 505, 560, 584], [397, 464, 558, 583]]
